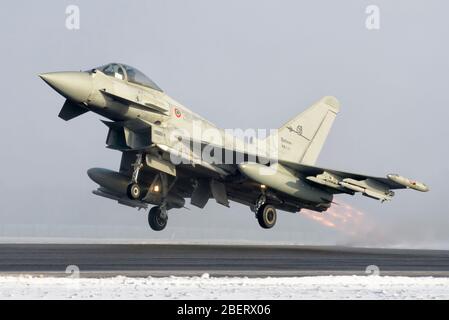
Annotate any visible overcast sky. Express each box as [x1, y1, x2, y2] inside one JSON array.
[[0, 0, 448, 248]]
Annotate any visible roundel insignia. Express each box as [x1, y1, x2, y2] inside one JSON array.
[[174, 108, 182, 118]]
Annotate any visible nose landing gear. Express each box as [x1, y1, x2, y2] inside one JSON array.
[[127, 183, 142, 200], [125, 154, 175, 231], [127, 154, 144, 200]]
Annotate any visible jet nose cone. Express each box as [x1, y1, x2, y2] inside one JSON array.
[[39, 71, 93, 103], [38, 73, 51, 82]]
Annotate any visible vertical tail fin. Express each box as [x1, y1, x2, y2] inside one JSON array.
[[276, 96, 340, 165]]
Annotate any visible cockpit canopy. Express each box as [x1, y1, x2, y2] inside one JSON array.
[[97, 63, 162, 92]]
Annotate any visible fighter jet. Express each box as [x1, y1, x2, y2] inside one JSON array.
[[40, 63, 429, 231]]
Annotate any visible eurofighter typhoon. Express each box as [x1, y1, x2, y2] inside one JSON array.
[[40, 63, 428, 231]]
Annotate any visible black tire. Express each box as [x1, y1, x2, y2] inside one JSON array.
[[148, 206, 167, 231], [127, 183, 141, 200], [257, 204, 277, 229]]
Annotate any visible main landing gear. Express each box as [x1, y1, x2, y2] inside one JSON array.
[[254, 195, 277, 229], [257, 204, 277, 229], [148, 206, 168, 231]]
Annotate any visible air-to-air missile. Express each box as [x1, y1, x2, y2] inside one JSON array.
[[387, 174, 429, 192]]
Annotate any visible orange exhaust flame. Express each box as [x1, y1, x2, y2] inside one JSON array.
[[302, 213, 337, 228], [301, 200, 374, 237]]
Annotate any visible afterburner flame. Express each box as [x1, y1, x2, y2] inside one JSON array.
[[301, 200, 373, 236]]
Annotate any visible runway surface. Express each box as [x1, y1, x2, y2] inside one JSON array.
[[1, 244, 449, 277]]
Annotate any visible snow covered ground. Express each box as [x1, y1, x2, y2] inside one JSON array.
[[0, 275, 449, 299]]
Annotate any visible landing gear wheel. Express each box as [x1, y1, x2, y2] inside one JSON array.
[[257, 204, 277, 229], [148, 206, 167, 231], [127, 183, 142, 200]]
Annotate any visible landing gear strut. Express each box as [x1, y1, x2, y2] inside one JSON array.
[[148, 206, 168, 231], [127, 154, 143, 200]]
